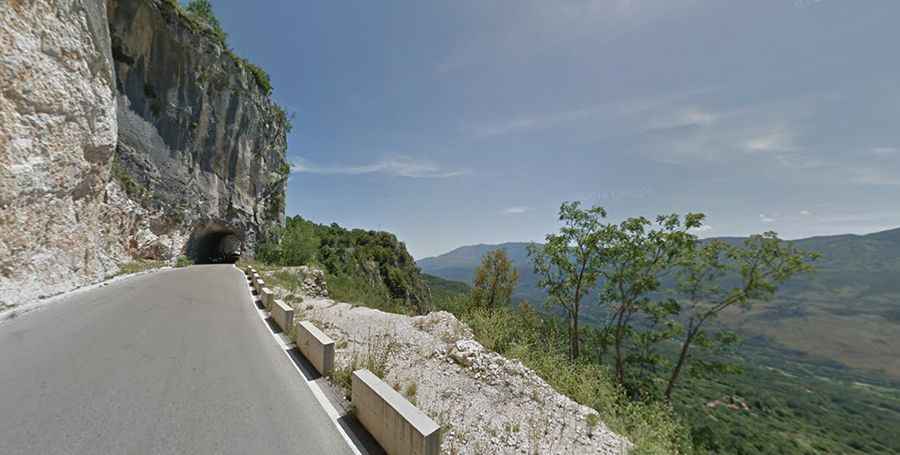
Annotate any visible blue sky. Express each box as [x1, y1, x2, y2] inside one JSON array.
[[214, 0, 900, 258]]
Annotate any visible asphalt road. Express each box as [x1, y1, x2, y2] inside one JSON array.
[[0, 265, 353, 455]]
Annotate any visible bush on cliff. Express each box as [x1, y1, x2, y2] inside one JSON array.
[[255, 216, 431, 314]]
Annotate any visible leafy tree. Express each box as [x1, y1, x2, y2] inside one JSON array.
[[471, 249, 519, 311], [528, 202, 608, 360], [278, 217, 320, 266], [597, 213, 703, 395], [662, 232, 817, 400]]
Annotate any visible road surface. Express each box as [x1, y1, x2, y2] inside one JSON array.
[[0, 265, 353, 455]]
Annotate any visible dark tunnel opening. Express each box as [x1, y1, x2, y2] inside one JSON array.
[[187, 224, 243, 264]]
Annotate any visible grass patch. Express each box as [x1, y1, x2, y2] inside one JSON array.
[[175, 256, 192, 268], [116, 259, 165, 276], [330, 330, 400, 400], [326, 273, 413, 315]]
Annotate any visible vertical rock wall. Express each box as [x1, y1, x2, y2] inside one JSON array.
[[0, 0, 135, 307], [107, 0, 289, 260], [0, 0, 289, 307]]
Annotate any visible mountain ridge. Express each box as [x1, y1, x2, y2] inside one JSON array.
[[418, 226, 900, 379]]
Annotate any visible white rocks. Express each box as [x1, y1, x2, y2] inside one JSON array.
[[269, 276, 630, 455]]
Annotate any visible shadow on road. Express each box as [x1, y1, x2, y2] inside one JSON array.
[[264, 317, 282, 334], [286, 347, 322, 381], [338, 414, 386, 455]]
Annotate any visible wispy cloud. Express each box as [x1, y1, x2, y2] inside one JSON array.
[[291, 156, 469, 179], [760, 214, 776, 223], [645, 107, 719, 131], [745, 129, 796, 153], [502, 206, 532, 215], [469, 105, 605, 139], [852, 168, 900, 186], [690, 224, 714, 234], [800, 210, 812, 216], [469, 90, 716, 140]]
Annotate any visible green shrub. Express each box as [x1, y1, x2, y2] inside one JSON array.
[[460, 301, 692, 454], [175, 256, 192, 268], [117, 259, 165, 276], [256, 216, 431, 314], [184, 0, 227, 45], [244, 61, 272, 96]]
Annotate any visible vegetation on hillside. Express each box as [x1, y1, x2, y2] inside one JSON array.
[[471, 249, 518, 310], [424, 207, 899, 453], [255, 216, 431, 314], [419, 228, 900, 380], [266, 204, 900, 453]]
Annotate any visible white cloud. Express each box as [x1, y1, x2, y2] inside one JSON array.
[[690, 225, 714, 234], [800, 210, 812, 216], [503, 206, 532, 215], [745, 129, 795, 153], [469, 89, 715, 140], [759, 214, 776, 223], [291, 156, 468, 179], [469, 104, 607, 138]]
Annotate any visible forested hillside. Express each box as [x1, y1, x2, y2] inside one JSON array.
[[257, 216, 431, 313]]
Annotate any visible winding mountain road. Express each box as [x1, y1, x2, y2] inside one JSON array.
[[0, 265, 353, 455]]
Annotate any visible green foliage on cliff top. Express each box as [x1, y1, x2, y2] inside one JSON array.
[[183, 0, 227, 44], [165, 0, 291, 130], [256, 216, 432, 314]]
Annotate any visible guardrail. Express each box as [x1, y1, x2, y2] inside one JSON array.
[[239, 268, 439, 454], [294, 321, 335, 376], [260, 288, 274, 311], [352, 369, 440, 455], [270, 299, 294, 332]]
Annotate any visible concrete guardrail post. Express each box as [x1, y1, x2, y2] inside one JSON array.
[[294, 321, 335, 376], [270, 299, 294, 332], [260, 287, 274, 311], [352, 369, 440, 455]]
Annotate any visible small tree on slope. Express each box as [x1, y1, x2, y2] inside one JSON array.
[[471, 249, 519, 311], [529, 202, 608, 360]]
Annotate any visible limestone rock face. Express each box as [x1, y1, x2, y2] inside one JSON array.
[[0, 0, 133, 307], [107, 0, 288, 258], [0, 0, 289, 307]]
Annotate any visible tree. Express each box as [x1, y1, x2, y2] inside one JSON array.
[[598, 213, 703, 394], [662, 232, 817, 400], [278, 217, 320, 266], [471, 249, 519, 311], [529, 202, 608, 360]]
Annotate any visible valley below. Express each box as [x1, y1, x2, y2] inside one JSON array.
[[419, 229, 900, 453]]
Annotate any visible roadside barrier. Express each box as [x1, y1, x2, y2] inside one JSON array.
[[294, 321, 335, 376], [352, 369, 440, 455], [270, 299, 294, 332]]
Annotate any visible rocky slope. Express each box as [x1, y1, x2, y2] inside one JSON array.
[[259, 267, 630, 454], [0, 0, 288, 308]]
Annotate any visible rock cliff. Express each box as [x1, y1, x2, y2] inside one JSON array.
[[0, 0, 288, 308], [108, 0, 288, 261]]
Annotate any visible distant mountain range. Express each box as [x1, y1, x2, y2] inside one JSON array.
[[418, 228, 900, 379]]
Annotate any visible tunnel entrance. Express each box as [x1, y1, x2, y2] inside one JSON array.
[[186, 224, 243, 264]]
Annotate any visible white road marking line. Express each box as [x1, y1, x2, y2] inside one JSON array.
[[239, 268, 361, 455]]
